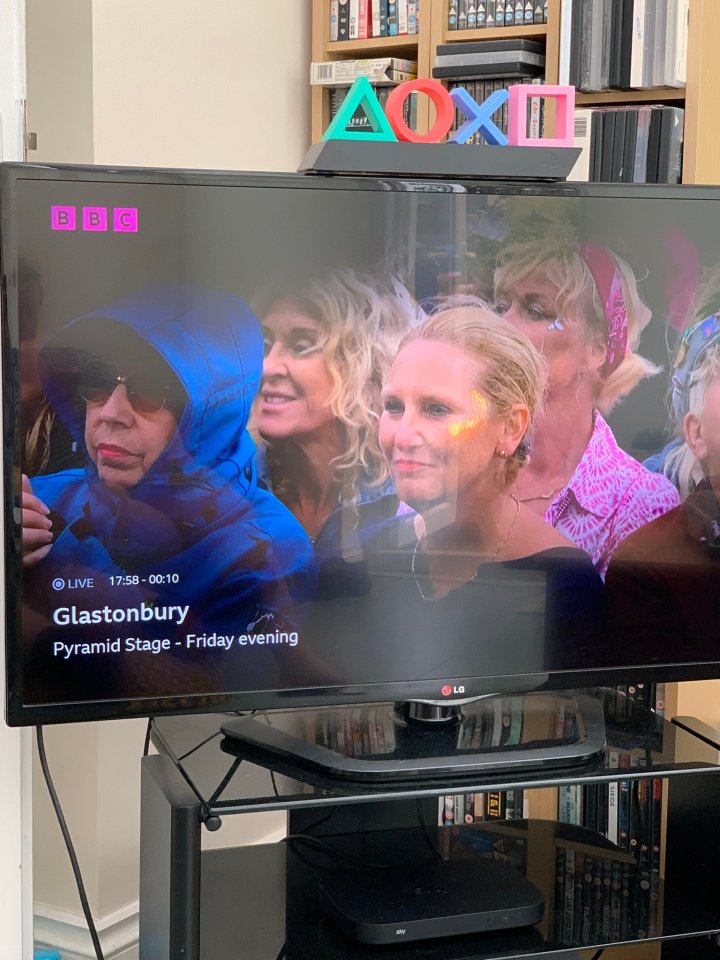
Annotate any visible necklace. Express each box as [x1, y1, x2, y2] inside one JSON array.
[[411, 495, 521, 601], [515, 484, 564, 504]]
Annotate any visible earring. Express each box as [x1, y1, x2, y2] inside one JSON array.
[[547, 318, 564, 331], [497, 449, 507, 459]]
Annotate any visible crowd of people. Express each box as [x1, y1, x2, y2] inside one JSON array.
[[18, 235, 720, 700]]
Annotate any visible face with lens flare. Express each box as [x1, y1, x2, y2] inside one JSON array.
[[82, 363, 183, 494], [379, 340, 511, 512]]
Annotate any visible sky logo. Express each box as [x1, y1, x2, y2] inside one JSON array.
[[51, 206, 139, 233]]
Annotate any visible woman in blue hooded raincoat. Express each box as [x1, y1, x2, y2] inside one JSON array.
[[21, 285, 317, 704]]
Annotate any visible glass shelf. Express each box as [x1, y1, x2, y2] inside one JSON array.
[[196, 821, 720, 960], [150, 697, 720, 816]]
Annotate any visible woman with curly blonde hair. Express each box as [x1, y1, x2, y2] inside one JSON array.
[[493, 240, 679, 576], [252, 268, 417, 545]]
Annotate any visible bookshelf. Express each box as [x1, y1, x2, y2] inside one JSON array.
[[310, 0, 720, 185]]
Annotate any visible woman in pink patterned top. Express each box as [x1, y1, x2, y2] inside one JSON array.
[[493, 241, 679, 577]]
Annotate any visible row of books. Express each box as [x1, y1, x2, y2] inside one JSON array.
[[447, 76, 545, 140], [559, 685, 664, 943], [330, 0, 420, 41], [438, 789, 527, 825], [443, 820, 660, 947], [559, 0, 688, 92], [448, 0, 548, 29], [570, 105, 684, 184], [552, 842, 660, 945], [559, 775, 663, 869], [328, 84, 419, 132]]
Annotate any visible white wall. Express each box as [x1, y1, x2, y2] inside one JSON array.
[[25, 2, 311, 956]]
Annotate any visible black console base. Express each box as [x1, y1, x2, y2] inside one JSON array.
[[299, 140, 581, 180]]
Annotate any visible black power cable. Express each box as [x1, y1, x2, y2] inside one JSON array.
[[142, 717, 153, 757], [36, 726, 106, 960], [283, 833, 390, 869]]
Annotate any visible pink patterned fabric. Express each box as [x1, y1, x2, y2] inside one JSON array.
[[545, 413, 680, 578], [579, 245, 628, 378]]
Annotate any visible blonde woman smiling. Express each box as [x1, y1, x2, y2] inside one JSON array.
[[252, 268, 417, 550]]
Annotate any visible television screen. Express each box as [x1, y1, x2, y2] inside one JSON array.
[[4, 163, 720, 725]]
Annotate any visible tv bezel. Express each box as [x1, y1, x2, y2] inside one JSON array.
[[4, 161, 720, 727]]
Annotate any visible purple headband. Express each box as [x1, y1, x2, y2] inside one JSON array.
[[579, 244, 629, 379]]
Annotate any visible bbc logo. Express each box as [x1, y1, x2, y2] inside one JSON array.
[[51, 206, 139, 232]]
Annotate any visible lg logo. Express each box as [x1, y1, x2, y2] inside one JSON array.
[[51, 205, 138, 233], [441, 684, 465, 696]]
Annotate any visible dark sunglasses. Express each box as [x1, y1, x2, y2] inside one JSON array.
[[79, 373, 182, 415]]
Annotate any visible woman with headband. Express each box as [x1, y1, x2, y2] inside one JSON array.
[[493, 241, 679, 577], [605, 314, 720, 661]]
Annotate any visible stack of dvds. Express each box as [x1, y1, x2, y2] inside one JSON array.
[[433, 37, 545, 79], [433, 40, 545, 143], [311, 58, 417, 87], [448, 0, 548, 30]]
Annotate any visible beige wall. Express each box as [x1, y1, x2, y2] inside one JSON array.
[[33, 721, 141, 917], [91, 0, 310, 171], [28, 0, 311, 172], [677, 679, 720, 728], [25, 0, 94, 164], [26, 1, 310, 953]]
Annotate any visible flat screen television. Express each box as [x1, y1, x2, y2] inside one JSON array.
[[4, 162, 720, 730]]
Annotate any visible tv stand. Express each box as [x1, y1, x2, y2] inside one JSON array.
[[140, 700, 720, 959], [220, 692, 607, 782]]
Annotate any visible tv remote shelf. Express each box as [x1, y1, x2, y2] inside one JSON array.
[[140, 700, 720, 959]]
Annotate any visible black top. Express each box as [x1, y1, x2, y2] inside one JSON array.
[[606, 482, 720, 664], [303, 499, 608, 686]]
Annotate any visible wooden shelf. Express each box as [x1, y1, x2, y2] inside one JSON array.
[[325, 34, 420, 56], [441, 24, 549, 42], [576, 87, 686, 106]]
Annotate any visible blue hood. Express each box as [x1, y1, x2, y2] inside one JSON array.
[[40, 284, 264, 486]]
